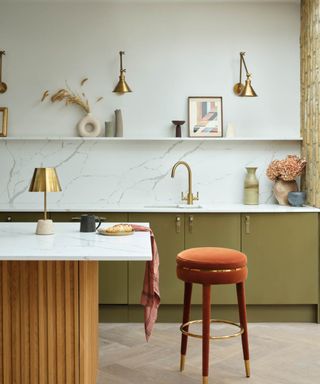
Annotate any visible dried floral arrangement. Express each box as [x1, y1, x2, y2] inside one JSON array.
[[41, 78, 103, 114], [266, 155, 307, 181]]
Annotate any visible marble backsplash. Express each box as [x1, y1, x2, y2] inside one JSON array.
[[0, 140, 300, 210]]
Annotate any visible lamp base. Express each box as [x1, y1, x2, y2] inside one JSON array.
[[36, 219, 54, 235]]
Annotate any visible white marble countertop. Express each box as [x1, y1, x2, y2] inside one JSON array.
[[0, 223, 152, 261], [0, 203, 318, 213]]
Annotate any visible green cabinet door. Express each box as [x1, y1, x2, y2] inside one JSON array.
[[0, 212, 45, 222], [50, 212, 128, 304], [241, 213, 318, 304], [184, 213, 241, 304], [128, 213, 185, 304]]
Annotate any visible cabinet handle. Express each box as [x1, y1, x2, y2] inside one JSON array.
[[175, 216, 181, 233], [189, 215, 194, 233], [6, 216, 12, 222], [245, 215, 250, 234]]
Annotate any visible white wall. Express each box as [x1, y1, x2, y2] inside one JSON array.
[[0, 1, 301, 208], [0, 1, 300, 137]]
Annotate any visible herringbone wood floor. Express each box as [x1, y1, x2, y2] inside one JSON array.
[[98, 323, 320, 383]]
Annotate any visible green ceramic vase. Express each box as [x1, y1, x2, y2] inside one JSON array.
[[244, 167, 259, 205]]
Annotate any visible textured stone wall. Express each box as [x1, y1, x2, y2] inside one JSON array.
[[301, 0, 320, 207]]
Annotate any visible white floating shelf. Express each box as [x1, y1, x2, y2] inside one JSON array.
[[1, 136, 303, 142]]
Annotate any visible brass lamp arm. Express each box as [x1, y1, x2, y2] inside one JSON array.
[[240, 52, 251, 82], [119, 51, 125, 72]]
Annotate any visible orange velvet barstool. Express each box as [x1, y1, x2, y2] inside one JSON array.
[[176, 247, 250, 384]]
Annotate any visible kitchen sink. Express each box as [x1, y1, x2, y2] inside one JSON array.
[[144, 204, 202, 209]]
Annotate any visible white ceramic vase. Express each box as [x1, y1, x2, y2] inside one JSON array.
[[77, 113, 101, 137]]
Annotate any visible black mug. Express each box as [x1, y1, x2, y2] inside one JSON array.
[[80, 214, 101, 232]]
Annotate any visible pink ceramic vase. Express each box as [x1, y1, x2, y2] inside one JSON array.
[[273, 179, 298, 205]]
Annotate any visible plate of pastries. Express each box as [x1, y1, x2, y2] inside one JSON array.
[[98, 224, 134, 236]]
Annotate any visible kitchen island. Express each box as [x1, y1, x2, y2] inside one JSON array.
[[0, 223, 152, 384]]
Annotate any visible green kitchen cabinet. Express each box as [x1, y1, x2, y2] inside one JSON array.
[[51, 212, 128, 304], [241, 213, 318, 304], [184, 213, 241, 304], [128, 213, 185, 304], [0, 212, 44, 222]]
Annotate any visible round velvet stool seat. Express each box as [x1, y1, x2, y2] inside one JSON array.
[[176, 247, 250, 384]]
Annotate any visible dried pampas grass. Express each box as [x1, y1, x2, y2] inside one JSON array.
[[41, 78, 103, 115]]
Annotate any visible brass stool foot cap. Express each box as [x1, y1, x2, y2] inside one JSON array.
[[203, 376, 208, 384], [245, 360, 250, 377], [180, 354, 186, 371]]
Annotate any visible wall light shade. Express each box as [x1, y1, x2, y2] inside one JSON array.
[[240, 75, 257, 97], [233, 52, 257, 97], [29, 167, 62, 235], [113, 51, 132, 93]]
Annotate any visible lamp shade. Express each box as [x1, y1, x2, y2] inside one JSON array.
[[240, 76, 257, 97], [29, 168, 62, 192], [113, 73, 132, 93]]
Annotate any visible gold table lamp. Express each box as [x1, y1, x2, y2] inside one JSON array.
[[29, 168, 62, 235], [233, 52, 257, 97], [113, 51, 132, 93]]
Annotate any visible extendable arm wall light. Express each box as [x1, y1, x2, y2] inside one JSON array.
[[113, 51, 132, 94], [233, 52, 257, 97]]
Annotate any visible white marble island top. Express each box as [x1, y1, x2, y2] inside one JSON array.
[[0, 223, 152, 261], [0, 203, 319, 213]]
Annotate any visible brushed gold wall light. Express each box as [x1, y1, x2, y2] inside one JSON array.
[[233, 52, 257, 97], [113, 51, 132, 93]]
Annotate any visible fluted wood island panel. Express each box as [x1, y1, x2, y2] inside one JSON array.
[[0, 261, 98, 384]]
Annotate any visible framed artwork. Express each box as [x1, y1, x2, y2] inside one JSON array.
[[188, 97, 223, 137], [0, 107, 8, 137]]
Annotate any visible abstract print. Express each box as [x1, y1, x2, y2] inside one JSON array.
[[189, 97, 222, 137]]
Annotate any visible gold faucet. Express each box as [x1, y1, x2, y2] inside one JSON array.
[[171, 161, 199, 205]]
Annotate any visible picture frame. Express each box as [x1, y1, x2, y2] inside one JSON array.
[[0, 107, 8, 137], [188, 96, 223, 137]]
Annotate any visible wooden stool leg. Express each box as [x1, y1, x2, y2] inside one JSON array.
[[180, 282, 192, 371], [236, 282, 250, 378], [202, 284, 211, 384]]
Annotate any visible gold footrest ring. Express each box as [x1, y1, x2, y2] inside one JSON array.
[[180, 319, 244, 340]]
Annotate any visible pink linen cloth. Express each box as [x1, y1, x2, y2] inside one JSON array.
[[131, 224, 160, 341]]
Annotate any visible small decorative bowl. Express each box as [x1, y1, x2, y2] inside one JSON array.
[[288, 191, 306, 207]]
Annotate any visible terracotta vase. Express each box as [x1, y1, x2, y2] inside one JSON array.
[[273, 179, 298, 205]]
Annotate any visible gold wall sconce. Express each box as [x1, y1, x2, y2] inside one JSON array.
[[29, 168, 62, 235], [113, 51, 132, 93], [233, 52, 257, 97]]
